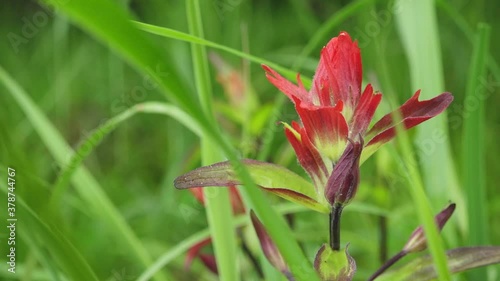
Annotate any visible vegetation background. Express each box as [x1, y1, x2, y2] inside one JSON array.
[[0, 0, 499, 280]]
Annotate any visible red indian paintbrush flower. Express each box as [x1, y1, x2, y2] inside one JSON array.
[[263, 32, 453, 206], [175, 31, 453, 215]]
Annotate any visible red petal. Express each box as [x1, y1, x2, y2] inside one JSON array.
[[199, 254, 218, 274], [189, 186, 245, 215], [350, 84, 382, 137], [189, 188, 205, 205], [365, 91, 453, 147], [228, 186, 245, 214], [185, 238, 212, 270], [284, 121, 328, 182], [311, 32, 362, 110], [294, 98, 349, 162], [262, 65, 311, 104]]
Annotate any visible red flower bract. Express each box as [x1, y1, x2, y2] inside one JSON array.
[[263, 31, 453, 206]]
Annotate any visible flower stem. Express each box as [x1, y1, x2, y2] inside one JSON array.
[[368, 250, 407, 281], [329, 204, 344, 251]]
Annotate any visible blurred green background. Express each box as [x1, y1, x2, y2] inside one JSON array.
[[0, 0, 499, 280]]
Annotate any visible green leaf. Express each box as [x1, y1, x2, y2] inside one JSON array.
[[395, 1, 455, 279], [0, 65, 169, 280], [394, 0, 464, 232], [462, 23, 491, 281], [376, 246, 500, 281], [174, 159, 329, 213], [133, 21, 304, 86], [36, 1, 320, 279], [314, 244, 356, 281], [186, 1, 239, 280], [0, 186, 99, 281], [50, 102, 202, 210]]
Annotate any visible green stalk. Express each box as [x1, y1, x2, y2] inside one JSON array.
[[0, 65, 170, 281], [463, 23, 490, 281], [436, 0, 500, 83], [133, 21, 300, 84], [395, 1, 458, 279], [394, 0, 464, 227], [395, 121, 452, 281], [186, 1, 238, 280]]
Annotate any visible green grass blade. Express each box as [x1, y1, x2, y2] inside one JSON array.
[[35, 1, 320, 279], [0, 65, 169, 281], [137, 203, 310, 281], [394, 1, 457, 279], [394, 119, 452, 281], [436, 0, 500, 83], [50, 102, 202, 210], [186, 1, 239, 280], [40, 0, 203, 127], [0, 185, 99, 281], [394, 0, 464, 224], [133, 20, 305, 85], [462, 23, 491, 281]]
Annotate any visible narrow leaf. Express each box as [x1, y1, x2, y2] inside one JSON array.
[[395, 0, 464, 238], [462, 23, 491, 281], [50, 102, 202, 210], [0, 65, 167, 280], [0, 186, 99, 281], [186, 1, 239, 280], [377, 246, 500, 281], [174, 160, 328, 213], [133, 21, 303, 85], [250, 211, 292, 280]]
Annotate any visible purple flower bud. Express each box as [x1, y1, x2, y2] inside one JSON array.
[[403, 203, 456, 253], [324, 140, 363, 205]]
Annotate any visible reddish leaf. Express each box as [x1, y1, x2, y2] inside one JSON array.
[[311, 32, 362, 110], [377, 246, 500, 281], [284, 121, 328, 183], [174, 159, 329, 213], [365, 91, 453, 147], [250, 211, 292, 280], [294, 97, 348, 163], [262, 65, 310, 104], [403, 203, 456, 253], [189, 186, 245, 214], [185, 238, 213, 271], [350, 84, 382, 137]]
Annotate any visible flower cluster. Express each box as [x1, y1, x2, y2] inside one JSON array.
[[263, 32, 452, 208]]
